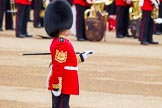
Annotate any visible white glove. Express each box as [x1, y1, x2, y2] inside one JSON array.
[[52, 90, 61, 97], [52, 77, 62, 96], [151, 0, 160, 9], [154, 18, 162, 24], [80, 50, 94, 62]]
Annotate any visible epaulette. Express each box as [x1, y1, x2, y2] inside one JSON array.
[[59, 37, 64, 42]]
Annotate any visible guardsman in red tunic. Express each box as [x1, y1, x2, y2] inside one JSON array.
[[15, 0, 32, 38], [73, 0, 93, 41], [105, 1, 117, 31], [44, 0, 93, 107], [154, 0, 162, 35], [139, 0, 159, 45], [116, 0, 132, 38], [0, 0, 14, 31], [33, 0, 43, 28]]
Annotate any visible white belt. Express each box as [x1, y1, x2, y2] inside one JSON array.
[[64, 66, 78, 71]]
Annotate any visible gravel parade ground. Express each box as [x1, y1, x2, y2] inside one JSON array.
[[0, 9, 162, 108]]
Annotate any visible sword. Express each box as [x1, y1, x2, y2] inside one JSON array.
[[20, 52, 51, 55], [19, 52, 88, 56], [20, 51, 93, 56]]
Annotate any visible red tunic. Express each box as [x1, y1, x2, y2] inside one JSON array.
[[15, 0, 31, 5], [140, 0, 153, 11], [116, 0, 131, 6], [73, 0, 91, 6], [48, 37, 79, 95]]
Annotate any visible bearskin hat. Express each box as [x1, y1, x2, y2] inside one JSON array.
[[44, 0, 73, 37]]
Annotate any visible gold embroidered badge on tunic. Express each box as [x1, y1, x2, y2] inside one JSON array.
[[55, 50, 67, 63]]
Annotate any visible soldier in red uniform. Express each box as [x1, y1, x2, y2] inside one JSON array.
[[0, 0, 14, 31], [105, 1, 117, 31], [44, 0, 93, 107], [139, 0, 159, 45], [154, 0, 162, 35], [73, 0, 93, 41], [15, 0, 32, 38], [116, 0, 132, 38], [33, 0, 44, 28]]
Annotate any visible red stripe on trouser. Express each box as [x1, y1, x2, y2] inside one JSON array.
[[140, 12, 146, 41], [75, 5, 79, 38], [34, 0, 38, 25], [60, 94, 63, 108], [16, 5, 20, 34]]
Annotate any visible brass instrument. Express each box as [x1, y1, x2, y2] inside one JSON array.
[[84, 1, 106, 19], [84, 0, 108, 41], [129, 0, 141, 38], [104, 0, 114, 5], [40, 0, 50, 18], [151, 8, 159, 19], [129, 0, 142, 20], [129, 0, 159, 20], [8, 0, 17, 15]]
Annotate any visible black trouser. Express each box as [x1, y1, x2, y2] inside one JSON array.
[[139, 10, 153, 42], [105, 1, 116, 15], [75, 4, 90, 39], [16, 4, 30, 35], [33, 0, 43, 27], [52, 93, 70, 108], [0, 0, 13, 29], [116, 6, 130, 36]]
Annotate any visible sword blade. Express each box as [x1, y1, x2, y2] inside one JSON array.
[[20, 52, 81, 55]]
